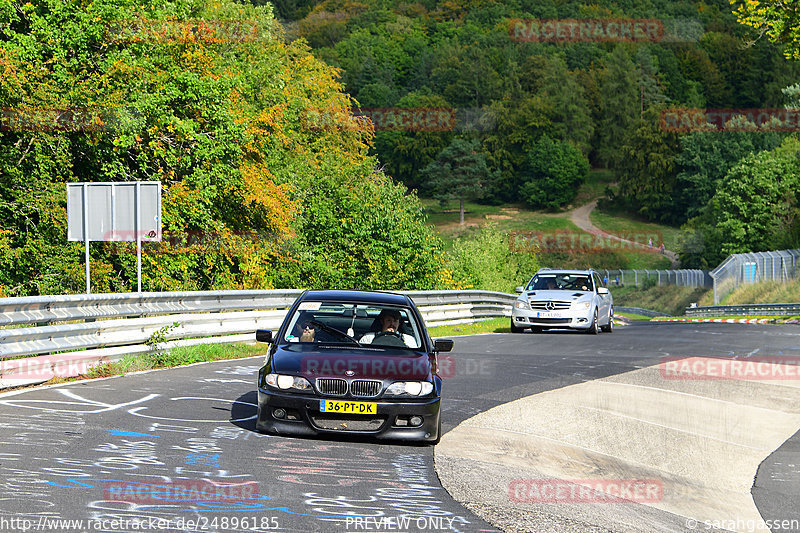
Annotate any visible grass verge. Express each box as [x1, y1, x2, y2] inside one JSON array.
[[428, 317, 510, 337], [421, 199, 578, 248], [590, 206, 681, 251], [614, 312, 653, 322], [699, 279, 800, 306], [611, 285, 710, 316]]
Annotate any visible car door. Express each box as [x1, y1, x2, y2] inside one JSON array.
[[593, 273, 610, 320]]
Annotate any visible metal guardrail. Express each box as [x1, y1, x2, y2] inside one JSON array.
[[0, 289, 305, 326], [0, 290, 516, 389], [685, 303, 800, 318]]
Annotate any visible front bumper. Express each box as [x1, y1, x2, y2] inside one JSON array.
[[256, 388, 441, 442], [511, 307, 593, 330]]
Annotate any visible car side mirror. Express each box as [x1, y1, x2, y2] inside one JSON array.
[[256, 329, 273, 343], [434, 339, 454, 352], [597, 287, 609, 295], [515, 286, 524, 293]]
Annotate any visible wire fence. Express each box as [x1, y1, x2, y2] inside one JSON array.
[[598, 269, 711, 289], [710, 249, 800, 304]]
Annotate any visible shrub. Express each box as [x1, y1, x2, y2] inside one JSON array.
[[445, 224, 539, 293]]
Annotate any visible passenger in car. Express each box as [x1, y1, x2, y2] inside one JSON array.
[[359, 309, 416, 347], [289, 321, 316, 342]]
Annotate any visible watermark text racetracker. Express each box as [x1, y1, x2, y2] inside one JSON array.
[[509, 18, 664, 42], [0, 107, 126, 132], [509, 18, 703, 42], [508, 479, 663, 504], [509, 230, 664, 254], [660, 356, 800, 380], [103, 480, 259, 503], [301, 107, 496, 132], [660, 108, 800, 132], [0, 356, 108, 383], [104, 229, 264, 255], [299, 355, 494, 380], [107, 17, 268, 43]]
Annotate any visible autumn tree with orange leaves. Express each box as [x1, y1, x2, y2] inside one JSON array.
[[0, 0, 451, 295]]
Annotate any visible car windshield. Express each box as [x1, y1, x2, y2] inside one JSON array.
[[282, 302, 423, 349], [527, 274, 594, 292]]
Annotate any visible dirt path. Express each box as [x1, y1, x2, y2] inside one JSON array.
[[568, 200, 681, 268]]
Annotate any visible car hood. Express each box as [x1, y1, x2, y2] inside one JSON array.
[[271, 345, 432, 381], [522, 290, 589, 300]]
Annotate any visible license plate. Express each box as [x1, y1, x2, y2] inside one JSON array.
[[536, 311, 561, 318], [320, 400, 377, 414]]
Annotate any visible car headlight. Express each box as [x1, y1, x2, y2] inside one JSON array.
[[385, 381, 434, 397], [573, 301, 591, 309], [265, 373, 312, 392], [515, 300, 530, 310]]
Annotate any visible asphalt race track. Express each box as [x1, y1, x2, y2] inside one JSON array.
[[0, 322, 798, 533]]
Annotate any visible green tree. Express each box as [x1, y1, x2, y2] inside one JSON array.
[[519, 136, 589, 210], [421, 139, 493, 225], [371, 92, 453, 190], [481, 96, 553, 203], [595, 46, 639, 168], [709, 137, 800, 255], [674, 125, 783, 221], [614, 107, 682, 223], [539, 54, 593, 156], [634, 47, 669, 115]]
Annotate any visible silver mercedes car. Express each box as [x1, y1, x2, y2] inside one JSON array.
[[511, 268, 613, 334]]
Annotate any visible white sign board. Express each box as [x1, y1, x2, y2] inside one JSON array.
[[66, 181, 161, 293], [67, 182, 161, 241]]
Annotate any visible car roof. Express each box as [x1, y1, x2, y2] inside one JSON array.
[[300, 289, 412, 307], [535, 269, 595, 275]]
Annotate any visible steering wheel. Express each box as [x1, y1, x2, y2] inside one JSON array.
[[372, 330, 406, 347]]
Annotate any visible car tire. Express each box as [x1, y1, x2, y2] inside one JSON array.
[[587, 309, 599, 334], [601, 308, 614, 333], [510, 319, 525, 333]]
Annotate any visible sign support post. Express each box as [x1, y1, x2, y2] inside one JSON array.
[[83, 183, 90, 294], [136, 182, 142, 293]]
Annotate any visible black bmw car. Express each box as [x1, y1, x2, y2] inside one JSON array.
[[255, 290, 453, 444]]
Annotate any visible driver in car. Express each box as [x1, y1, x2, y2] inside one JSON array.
[[359, 309, 415, 347]]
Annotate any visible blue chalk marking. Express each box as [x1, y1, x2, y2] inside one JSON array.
[[108, 430, 159, 438]]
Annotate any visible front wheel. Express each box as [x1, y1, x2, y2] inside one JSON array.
[[510, 319, 525, 333], [587, 309, 599, 334]]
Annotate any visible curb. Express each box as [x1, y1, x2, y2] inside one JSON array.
[[651, 317, 781, 324]]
